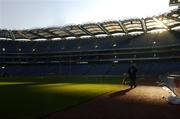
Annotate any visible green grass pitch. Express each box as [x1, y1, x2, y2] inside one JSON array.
[[0, 76, 127, 119]]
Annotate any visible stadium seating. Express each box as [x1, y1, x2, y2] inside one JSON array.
[[0, 31, 180, 76]]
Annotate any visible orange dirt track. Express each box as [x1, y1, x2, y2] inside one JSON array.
[[47, 78, 180, 119]]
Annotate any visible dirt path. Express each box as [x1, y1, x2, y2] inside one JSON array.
[[47, 78, 180, 119]]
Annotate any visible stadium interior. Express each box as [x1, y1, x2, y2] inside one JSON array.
[[1, 1, 180, 119], [0, 8, 180, 76]]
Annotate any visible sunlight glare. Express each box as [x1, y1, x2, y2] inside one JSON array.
[[73, 0, 177, 24]]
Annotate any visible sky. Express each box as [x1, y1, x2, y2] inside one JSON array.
[[0, 0, 177, 30]]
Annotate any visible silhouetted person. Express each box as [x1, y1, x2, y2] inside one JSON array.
[[128, 64, 137, 88]]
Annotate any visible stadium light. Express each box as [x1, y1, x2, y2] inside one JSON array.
[[1, 66, 5, 69], [95, 34, 108, 37], [112, 33, 125, 36], [34, 39, 47, 41], [65, 37, 76, 40], [51, 38, 62, 40], [80, 35, 92, 39], [113, 44, 117, 47], [0, 38, 12, 41], [79, 62, 88, 64], [2, 48, 6, 52], [148, 29, 167, 33], [113, 60, 119, 63], [128, 31, 144, 35], [15, 39, 30, 41], [95, 45, 98, 48], [171, 26, 180, 30]]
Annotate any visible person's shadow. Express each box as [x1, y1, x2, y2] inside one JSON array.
[[109, 88, 132, 98]]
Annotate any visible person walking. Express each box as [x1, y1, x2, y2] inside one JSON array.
[[128, 63, 138, 88]]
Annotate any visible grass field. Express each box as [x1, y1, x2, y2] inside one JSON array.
[[0, 76, 127, 119]]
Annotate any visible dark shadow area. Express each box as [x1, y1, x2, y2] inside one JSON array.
[[109, 88, 132, 97]]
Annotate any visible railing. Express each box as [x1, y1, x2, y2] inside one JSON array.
[[166, 74, 180, 97]]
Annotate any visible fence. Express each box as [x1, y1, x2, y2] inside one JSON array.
[[164, 73, 180, 97]]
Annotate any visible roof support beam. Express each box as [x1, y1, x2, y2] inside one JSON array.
[[28, 31, 46, 41], [29, 31, 45, 39], [8, 30, 16, 41], [153, 17, 169, 30], [44, 29, 62, 39], [97, 24, 111, 35], [118, 21, 128, 34], [18, 31, 30, 39], [140, 19, 147, 33], [166, 15, 180, 22], [78, 25, 94, 36], [62, 28, 77, 38]]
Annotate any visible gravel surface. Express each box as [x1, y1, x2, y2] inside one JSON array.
[[47, 78, 180, 119]]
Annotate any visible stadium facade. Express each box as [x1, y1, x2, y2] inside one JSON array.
[[0, 9, 180, 76]]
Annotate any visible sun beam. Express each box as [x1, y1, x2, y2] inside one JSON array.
[[73, 0, 177, 24]]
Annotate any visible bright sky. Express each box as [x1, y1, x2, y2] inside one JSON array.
[[0, 0, 177, 30]]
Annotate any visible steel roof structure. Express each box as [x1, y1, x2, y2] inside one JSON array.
[[0, 9, 180, 41]]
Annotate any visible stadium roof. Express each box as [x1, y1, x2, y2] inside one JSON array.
[[0, 9, 180, 41]]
